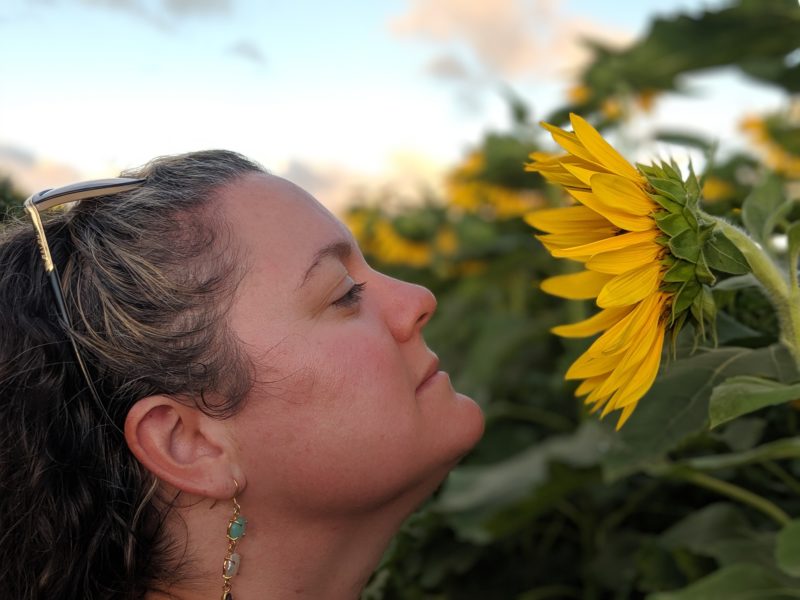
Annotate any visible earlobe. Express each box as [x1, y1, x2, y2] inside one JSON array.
[[124, 395, 238, 499]]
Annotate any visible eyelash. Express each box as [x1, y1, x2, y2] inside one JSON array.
[[332, 282, 366, 309]]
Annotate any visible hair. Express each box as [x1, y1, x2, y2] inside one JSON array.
[[0, 150, 266, 599]]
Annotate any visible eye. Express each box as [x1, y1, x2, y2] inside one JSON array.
[[332, 281, 366, 309]]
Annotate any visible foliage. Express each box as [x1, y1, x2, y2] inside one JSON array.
[[0, 175, 25, 222], [358, 1, 800, 598]]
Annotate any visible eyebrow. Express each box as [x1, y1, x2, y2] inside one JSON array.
[[299, 239, 353, 289]]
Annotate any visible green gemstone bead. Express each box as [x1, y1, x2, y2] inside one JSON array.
[[228, 515, 247, 540]]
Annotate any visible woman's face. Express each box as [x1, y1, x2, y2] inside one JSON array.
[[222, 173, 484, 516]]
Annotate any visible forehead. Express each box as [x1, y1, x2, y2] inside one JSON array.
[[217, 172, 349, 281]]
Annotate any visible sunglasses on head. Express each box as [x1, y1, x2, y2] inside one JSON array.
[[24, 177, 146, 402]]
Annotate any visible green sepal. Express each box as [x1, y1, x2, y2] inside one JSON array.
[[672, 279, 702, 317], [694, 250, 716, 285], [669, 229, 702, 262], [655, 212, 692, 237], [704, 229, 751, 275], [683, 206, 700, 231], [663, 160, 682, 182], [655, 234, 671, 247], [690, 285, 718, 344], [637, 163, 664, 179], [662, 258, 696, 283], [650, 192, 684, 214], [668, 309, 690, 355], [647, 177, 687, 204], [660, 281, 684, 295], [684, 163, 701, 209]]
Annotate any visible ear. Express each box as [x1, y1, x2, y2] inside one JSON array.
[[124, 395, 241, 499]]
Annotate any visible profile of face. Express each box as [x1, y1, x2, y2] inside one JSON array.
[[222, 173, 485, 518]]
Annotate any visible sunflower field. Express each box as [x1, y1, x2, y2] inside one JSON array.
[[356, 1, 800, 598]]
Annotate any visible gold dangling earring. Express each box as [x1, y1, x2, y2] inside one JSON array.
[[221, 479, 247, 600]]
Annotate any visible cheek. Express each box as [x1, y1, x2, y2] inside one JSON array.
[[238, 328, 425, 512]]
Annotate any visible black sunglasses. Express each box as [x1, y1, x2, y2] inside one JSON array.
[[24, 178, 146, 402]]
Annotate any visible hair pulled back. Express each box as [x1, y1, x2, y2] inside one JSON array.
[[0, 150, 265, 599]]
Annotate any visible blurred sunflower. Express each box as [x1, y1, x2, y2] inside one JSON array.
[[447, 150, 542, 219], [741, 113, 800, 178], [526, 114, 678, 428]]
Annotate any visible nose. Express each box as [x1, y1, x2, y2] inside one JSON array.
[[380, 275, 437, 343]]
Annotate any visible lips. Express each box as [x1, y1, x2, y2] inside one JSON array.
[[416, 356, 441, 392]]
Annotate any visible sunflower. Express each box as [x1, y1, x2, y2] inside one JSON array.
[[525, 113, 673, 428]]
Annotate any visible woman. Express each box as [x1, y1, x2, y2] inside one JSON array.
[[0, 150, 485, 600]]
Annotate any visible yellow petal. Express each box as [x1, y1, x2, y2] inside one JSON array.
[[541, 270, 613, 300], [524, 205, 611, 234], [569, 113, 642, 182], [586, 241, 663, 274], [540, 121, 602, 165], [584, 386, 613, 412], [563, 162, 607, 187], [528, 151, 561, 163], [574, 375, 606, 397], [568, 189, 655, 232], [590, 173, 656, 216], [531, 167, 587, 188], [604, 325, 666, 429], [551, 305, 633, 338], [581, 296, 657, 358], [590, 312, 660, 400], [551, 230, 659, 259], [597, 262, 662, 308], [536, 230, 617, 253], [615, 403, 638, 429], [565, 350, 619, 379], [613, 295, 667, 373]]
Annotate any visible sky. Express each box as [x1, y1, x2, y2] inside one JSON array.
[[0, 0, 790, 211]]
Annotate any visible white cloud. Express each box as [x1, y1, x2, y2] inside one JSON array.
[[228, 39, 267, 66], [426, 53, 473, 81], [161, 0, 231, 15], [0, 144, 86, 196], [391, 0, 633, 81], [276, 151, 448, 216]]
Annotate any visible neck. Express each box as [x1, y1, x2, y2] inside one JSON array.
[[148, 493, 421, 600]]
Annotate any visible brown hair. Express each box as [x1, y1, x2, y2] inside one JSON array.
[[0, 150, 265, 599]]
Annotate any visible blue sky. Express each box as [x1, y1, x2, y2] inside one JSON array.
[[0, 0, 788, 208]]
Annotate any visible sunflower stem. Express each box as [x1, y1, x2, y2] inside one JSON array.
[[705, 214, 800, 371], [669, 467, 790, 527]]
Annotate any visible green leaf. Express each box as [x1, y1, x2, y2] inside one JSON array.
[[603, 344, 796, 480], [704, 230, 751, 275], [654, 130, 713, 151], [436, 421, 611, 543], [709, 376, 800, 428], [715, 417, 766, 452], [741, 174, 789, 247], [647, 564, 800, 600], [660, 503, 775, 569], [777, 520, 800, 577]]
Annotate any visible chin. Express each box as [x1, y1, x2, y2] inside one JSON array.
[[451, 391, 486, 456]]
